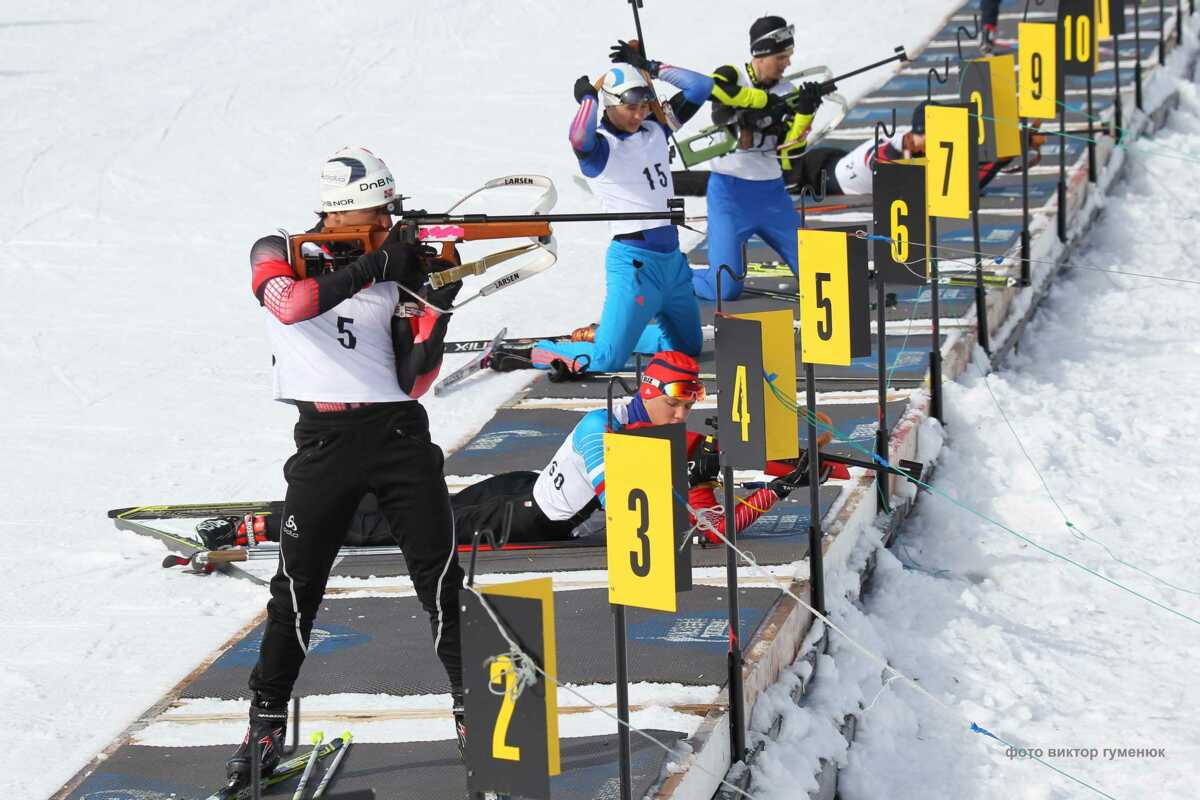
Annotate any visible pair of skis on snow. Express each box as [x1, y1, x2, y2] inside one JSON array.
[[208, 732, 354, 800]]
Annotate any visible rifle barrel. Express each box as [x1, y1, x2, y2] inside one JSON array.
[[820, 47, 909, 90], [409, 210, 683, 225]]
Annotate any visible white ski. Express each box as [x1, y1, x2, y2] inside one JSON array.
[[434, 327, 507, 396]]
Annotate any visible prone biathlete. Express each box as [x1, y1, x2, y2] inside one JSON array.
[[199, 353, 847, 550], [693, 14, 830, 301], [458, 351, 846, 544], [491, 44, 712, 376]]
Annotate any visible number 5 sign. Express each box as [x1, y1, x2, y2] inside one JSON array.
[[461, 577, 559, 800], [797, 229, 871, 365], [604, 423, 691, 612]]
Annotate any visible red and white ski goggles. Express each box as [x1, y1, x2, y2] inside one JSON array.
[[640, 374, 706, 401]]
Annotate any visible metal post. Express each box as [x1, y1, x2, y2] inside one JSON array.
[[1178, 0, 1184, 44], [1020, 124, 1031, 285], [722, 465, 746, 764], [804, 365, 826, 615], [613, 604, 633, 800], [875, 264, 891, 514], [1086, 73, 1097, 183], [1160, 0, 1167, 65], [1112, 32, 1124, 137], [1135, 3, 1144, 110], [971, 209, 990, 353], [250, 737, 262, 800], [1057, 107, 1068, 242], [928, 217, 944, 423]]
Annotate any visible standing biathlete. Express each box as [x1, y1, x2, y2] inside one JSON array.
[[499, 44, 711, 376], [693, 15, 829, 301], [225, 146, 466, 787]]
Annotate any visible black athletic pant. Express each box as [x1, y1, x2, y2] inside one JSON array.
[[451, 471, 589, 545], [249, 402, 464, 700], [982, 0, 1000, 27], [783, 146, 846, 196]]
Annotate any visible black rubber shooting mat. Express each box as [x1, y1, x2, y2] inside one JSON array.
[[517, 335, 939, 400], [445, 401, 909, 476], [689, 210, 1026, 267], [64, 733, 683, 800], [692, 276, 977, 322], [182, 586, 778, 700]]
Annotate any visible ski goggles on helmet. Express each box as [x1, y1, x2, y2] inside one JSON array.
[[751, 23, 795, 56], [607, 85, 656, 107], [640, 374, 706, 401]]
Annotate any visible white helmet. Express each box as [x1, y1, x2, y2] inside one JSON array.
[[318, 146, 396, 212], [599, 64, 656, 108]]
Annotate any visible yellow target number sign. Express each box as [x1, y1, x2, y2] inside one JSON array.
[[925, 104, 974, 220], [1019, 22, 1058, 120], [604, 431, 679, 612], [797, 229, 871, 366]]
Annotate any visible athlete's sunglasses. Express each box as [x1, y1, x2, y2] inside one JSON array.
[[642, 375, 706, 401], [613, 85, 656, 107], [751, 24, 795, 54]]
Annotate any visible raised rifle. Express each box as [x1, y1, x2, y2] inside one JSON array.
[[675, 47, 909, 167], [281, 175, 684, 308]]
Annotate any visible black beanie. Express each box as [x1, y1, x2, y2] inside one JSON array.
[[749, 15, 793, 56]]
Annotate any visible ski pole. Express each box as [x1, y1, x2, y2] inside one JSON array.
[[292, 731, 324, 800], [311, 731, 353, 798], [818, 46, 909, 92]]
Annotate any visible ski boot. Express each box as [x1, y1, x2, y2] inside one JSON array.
[[488, 344, 534, 372], [195, 515, 273, 549], [979, 23, 996, 55], [225, 694, 288, 787]]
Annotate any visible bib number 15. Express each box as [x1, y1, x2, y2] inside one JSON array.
[[642, 162, 667, 190]]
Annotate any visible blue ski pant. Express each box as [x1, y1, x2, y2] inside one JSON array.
[[692, 172, 802, 301], [533, 240, 702, 373]]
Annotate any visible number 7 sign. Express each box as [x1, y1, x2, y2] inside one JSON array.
[[925, 103, 978, 219]]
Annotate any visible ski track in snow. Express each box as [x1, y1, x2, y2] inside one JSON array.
[[748, 61, 1200, 800]]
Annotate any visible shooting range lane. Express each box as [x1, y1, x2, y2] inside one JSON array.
[[64, 734, 682, 800], [180, 588, 779, 701], [445, 401, 910, 476]]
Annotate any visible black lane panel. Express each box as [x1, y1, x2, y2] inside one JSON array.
[[181, 587, 780, 699], [65, 733, 684, 800]]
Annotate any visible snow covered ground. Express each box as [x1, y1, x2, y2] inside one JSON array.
[[747, 68, 1200, 800], [0, 2, 957, 796]]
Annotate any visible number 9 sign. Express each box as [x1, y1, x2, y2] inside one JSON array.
[[1019, 22, 1058, 120]]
